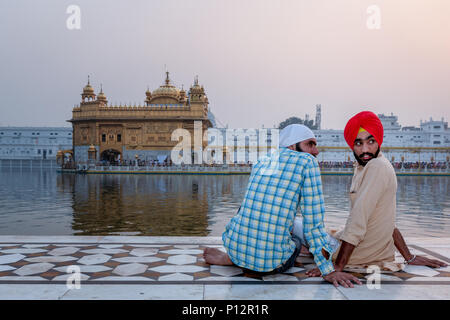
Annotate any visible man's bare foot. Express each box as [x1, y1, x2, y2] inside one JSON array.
[[203, 247, 233, 266]]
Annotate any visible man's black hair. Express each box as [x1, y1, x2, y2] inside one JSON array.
[[295, 142, 303, 152]]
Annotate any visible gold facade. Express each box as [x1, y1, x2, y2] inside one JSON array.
[[69, 73, 212, 161]]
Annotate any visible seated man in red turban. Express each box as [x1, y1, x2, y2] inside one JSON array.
[[306, 111, 446, 280]]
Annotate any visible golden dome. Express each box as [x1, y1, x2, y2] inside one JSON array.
[[179, 85, 186, 96], [82, 76, 95, 94], [97, 84, 107, 101], [189, 76, 204, 94], [152, 85, 180, 97], [83, 84, 94, 94], [97, 92, 106, 99], [152, 71, 180, 98]]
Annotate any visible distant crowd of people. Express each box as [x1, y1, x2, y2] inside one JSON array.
[[318, 161, 448, 170], [391, 161, 447, 170], [94, 159, 448, 170], [97, 159, 251, 167], [318, 161, 354, 169], [102, 159, 174, 167]]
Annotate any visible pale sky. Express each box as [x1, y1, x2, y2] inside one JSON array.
[[0, 0, 449, 129]]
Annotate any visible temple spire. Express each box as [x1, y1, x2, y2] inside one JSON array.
[[165, 71, 170, 85]]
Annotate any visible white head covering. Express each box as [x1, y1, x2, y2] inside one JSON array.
[[279, 124, 315, 148]]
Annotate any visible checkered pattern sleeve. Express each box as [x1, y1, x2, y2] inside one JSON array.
[[299, 157, 335, 276]]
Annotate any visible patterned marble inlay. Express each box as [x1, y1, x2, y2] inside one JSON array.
[[80, 249, 127, 255], [158, 273, 194, 281], [113, 263, 148, 276], [210, 265, 243, 277], [48, 247, 80, 256], [98, 245, 124, 249], [78, 254, 111, 265], [0, 276, 47, 281], [160, 249, 203, 255], [149, 265, 208, 273], [22, 244, 49, 248], [0, 241, 448, 285], [0, 265, 16, 272], [198, 276, 261, 282], [129, 248, 158, 257], [14, 263, 54, 276], [25, 256, 78, 263], [1, 249, 47, 254], [111, 257, 163, 263], [52, 273, 90, 281], [0, 254, 26, 265], [174, 245, 200, 249], [167, 255, 197, 265], [92, 276, 154, 282], [53, 265, 112, 273]]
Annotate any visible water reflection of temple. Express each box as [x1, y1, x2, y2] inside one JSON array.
[[57, 174, 229, 236]]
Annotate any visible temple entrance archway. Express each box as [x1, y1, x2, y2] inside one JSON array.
[[100, 149, 121, 164]]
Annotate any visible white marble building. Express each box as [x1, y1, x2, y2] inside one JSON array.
[[0, 127, 72, 160], [209, 114, 449, 164], [1, 113, 448, 163]]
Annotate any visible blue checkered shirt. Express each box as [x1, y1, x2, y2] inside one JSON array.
[[222, 148, 335, 275]]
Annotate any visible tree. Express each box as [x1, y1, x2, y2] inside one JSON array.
[[278, 116, 317, 130]]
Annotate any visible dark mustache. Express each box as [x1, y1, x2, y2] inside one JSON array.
[[358, 152, 375, 159]]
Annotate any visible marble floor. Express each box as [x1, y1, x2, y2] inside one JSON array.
[[0, 236, 449, 300]]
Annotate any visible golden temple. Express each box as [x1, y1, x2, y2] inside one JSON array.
[[68, 73, 213, 163]]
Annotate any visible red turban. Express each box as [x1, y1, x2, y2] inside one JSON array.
[[344, 111, 384, 149]]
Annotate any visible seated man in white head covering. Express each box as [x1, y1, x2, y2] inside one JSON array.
[[203, 124, 361, 288]]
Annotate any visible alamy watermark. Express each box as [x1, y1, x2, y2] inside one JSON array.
[[66, 5, 81, 30], [366, 265, 381, 289], [366, 5, 381, 30], [64, 5, 381, 31], [66, 265, 81, 289]]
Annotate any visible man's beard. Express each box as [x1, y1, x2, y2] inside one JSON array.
[[294, 142, 316, 158], [353, 147, 380, 166]]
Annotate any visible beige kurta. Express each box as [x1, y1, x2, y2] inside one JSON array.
[[332, 152, 402, 270]]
